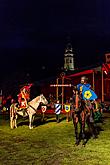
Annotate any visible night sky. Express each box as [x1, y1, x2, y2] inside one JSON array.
[[0, 0, 110, 87]]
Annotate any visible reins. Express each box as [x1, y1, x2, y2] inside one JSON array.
[[27, 103, 38, 112]]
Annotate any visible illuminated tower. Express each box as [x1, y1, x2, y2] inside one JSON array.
[[64, 43, 75, 71]]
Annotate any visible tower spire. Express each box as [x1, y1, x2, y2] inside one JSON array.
[[64, 42, 75, 71]]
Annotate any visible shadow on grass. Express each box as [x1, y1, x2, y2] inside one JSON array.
[[33, 116, 67, 126], [17, 116, 67, 128], [82, 123, 104, 146], [83, 112, 110, 145]]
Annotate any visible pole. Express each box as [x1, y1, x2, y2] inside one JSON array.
[[62, 76, 64, 110], [93, 71, 95, 91], [0, 89, 2, 114], [66, 112, 69, 122], [42, 112, 45, 122], [102, 67, 104, 102], [56, 78, 59, 101]]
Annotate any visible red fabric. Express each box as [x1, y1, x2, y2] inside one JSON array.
[[18, 93, 22, 104], [20, 83, 33, 91], [20, 101, 27, 109], [2, 99, 6, 105], [18, 83, 33, 104], [65, 70, 93, 78], [25, 93, 30, 100]]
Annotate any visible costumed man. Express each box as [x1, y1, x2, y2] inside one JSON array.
[[77, 76, 97, 101], [18, 88, 27, 108], [54, 100, 61, 123], [17, 83, 33, 116], [10, 99, 17, 129]]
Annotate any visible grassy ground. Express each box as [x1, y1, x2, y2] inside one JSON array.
[[0, 113, 110, 165]]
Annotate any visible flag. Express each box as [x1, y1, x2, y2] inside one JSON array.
[[82, 88, 98, 100], [64, 104, 70, 112], [41, 106, 47, 113], [77, 83, 97, 100], [55, 103, 61, 115]]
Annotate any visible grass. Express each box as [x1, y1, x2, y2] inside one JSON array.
[[0, 113, 110, 165]]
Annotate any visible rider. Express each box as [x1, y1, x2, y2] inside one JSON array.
[[17, 83, 33, 108], [77, 76, 90, 94], [77, 76, 97, 101], [18, 88, 27, 109], [17, 84, 33, 116]]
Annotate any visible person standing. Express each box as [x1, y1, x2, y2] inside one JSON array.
[[10, 99, 17, 129]]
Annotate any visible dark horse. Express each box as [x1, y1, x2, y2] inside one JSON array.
[[72, 90, 97, 146]]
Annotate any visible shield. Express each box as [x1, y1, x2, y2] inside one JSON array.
[[82, 89, 98, 100], [65, 105, 70, 112], [41, 106, 47, 113]]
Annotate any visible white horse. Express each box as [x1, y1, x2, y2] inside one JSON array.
[[10, 94, 48, 129]]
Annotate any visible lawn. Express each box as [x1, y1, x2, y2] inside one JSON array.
[[0, 113, 110, 165]]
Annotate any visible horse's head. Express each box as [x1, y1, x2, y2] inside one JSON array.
[[40, 94, 48, 105]]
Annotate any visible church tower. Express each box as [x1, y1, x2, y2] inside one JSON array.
[[64, 43, 75, 71]]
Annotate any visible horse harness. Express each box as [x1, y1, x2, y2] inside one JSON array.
[[27, 103, 38, 112]]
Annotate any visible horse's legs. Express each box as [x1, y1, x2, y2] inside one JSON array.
[[29, 114, 33, 129], [90, 109, 97, 138], [14, 115, 17, 128], [86, 109, 97, 139], [31, 115, 35, 128], [10, 113, 17, 129], [10, 109, 15, 129], [10, 117, 14, 129], [72, 112, 79, 145], [80, 111, 86, 145]]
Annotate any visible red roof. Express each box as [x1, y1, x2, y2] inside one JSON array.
[[65, 69, 93, 78]]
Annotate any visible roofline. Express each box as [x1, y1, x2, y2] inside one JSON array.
[[65, 69, 94, 78], [64, 63, 102, 78]]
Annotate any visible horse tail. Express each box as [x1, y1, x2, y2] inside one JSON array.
[[10, 103, 17, 118], [10, 104, 13, 118]]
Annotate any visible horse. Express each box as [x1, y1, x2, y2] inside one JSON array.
[[72, 90, 97, 146], [10, 94, 48, 129]]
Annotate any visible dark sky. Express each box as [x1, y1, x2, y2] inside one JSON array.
[[0, 0, 110, 86]]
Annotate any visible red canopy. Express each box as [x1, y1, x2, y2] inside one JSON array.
[[65, 69, 93, 78]]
